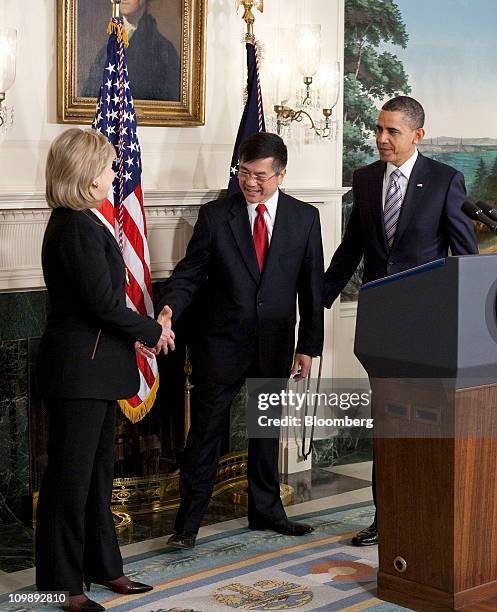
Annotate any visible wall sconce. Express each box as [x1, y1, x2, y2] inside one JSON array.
[[270, 25, 340, 140], [296, 24, 321, 107], [0, 29, 17, 133]]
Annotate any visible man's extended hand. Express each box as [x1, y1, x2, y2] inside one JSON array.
[[156, 305, 176, 354], [158, 304, 173, 327], [291, 353, 312, 380]]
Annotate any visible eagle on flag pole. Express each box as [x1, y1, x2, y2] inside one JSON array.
[[91, 4, 158, 423]]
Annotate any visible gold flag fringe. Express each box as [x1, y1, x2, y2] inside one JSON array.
[[107, 19, 129, 48], [118, 372, 159, 423]]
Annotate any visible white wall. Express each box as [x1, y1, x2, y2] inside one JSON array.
[[0, 0, 342, 193], [0, 0, 365, 380], [1, 0, 371, 469], [0, 2, 354, 374]]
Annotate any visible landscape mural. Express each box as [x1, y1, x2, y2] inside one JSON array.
[[342, 0, 497, 300]]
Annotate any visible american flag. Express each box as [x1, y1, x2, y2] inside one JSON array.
[[92, 18, 158, 423]]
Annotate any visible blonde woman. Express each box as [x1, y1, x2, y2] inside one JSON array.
[[36, 128, 172, 611]]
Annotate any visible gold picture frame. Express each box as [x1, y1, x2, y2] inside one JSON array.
[[57, 0, 207, 126]]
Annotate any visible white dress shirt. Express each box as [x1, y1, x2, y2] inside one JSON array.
[[382, 149, 419, 210], [246, 188, 279, 243]]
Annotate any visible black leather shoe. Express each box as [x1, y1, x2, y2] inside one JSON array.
[[351, 524, 378, 546], [61, 594, 105, 611], [85, 576, 153, 594], [248, 518, 314, 536], [166, 532, 197, 549]]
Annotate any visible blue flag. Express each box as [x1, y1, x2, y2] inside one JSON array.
[[228, 42, 266, 195]]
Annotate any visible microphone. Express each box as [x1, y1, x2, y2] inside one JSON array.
[[461, 201, 497, 233], [476, 200, 497, 223]]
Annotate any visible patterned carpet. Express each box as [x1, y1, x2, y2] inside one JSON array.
[[3, 501, 412, 611]]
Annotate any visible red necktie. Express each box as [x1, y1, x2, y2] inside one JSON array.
[[253, 203, 269, 271]]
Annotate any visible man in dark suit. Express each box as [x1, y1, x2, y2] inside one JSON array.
[[156, 132, 324, 548], [83, 0, 180, 101], [324, 96, 478, 546]]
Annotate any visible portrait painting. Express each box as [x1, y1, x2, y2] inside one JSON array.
[[57, 0, 206, 126]]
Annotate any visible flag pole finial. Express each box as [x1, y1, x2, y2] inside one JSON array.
[[235, 0, 264, 42], [112, 0, 121, 18], [107, 1, 129, 46]]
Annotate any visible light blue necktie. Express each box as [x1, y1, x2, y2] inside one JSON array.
[[384, 168, 403, 248]]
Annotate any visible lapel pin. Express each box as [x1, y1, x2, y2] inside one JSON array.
[[417, 183, 423, 188]]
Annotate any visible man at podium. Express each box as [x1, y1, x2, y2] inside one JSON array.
[[323, 95, 478, 546]]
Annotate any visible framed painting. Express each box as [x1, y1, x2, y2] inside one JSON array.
[[57, 0, 207, 126]]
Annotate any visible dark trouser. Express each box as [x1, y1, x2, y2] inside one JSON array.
[[35, 399, 123, 595], [372, 451, 376, 508], [371, 450, 377, 526], [174, 376, 286, 535]]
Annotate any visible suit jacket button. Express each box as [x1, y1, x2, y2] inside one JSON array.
[[258, 300, 263, 307]]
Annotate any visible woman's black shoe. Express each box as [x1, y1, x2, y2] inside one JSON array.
[[61, 594, 105, 611], [85, 575, 153, 595]]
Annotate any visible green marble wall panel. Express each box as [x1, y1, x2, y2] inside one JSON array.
[[313, 436, 372, 467], [0, 291, 47, 342], [0, 291, 47, 529], [0, 340, 30, 525]]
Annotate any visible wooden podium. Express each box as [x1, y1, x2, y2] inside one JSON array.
[[355, 255, 497, 611]]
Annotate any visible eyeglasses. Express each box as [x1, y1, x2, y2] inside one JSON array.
[[236, 169, 278, 183]]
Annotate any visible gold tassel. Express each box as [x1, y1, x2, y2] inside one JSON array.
[[118, 373, 160, 423], [107, 19, 129, 48]]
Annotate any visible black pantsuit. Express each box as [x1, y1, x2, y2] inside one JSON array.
[[36, 400, 122, 594], [156, 190, 324, 535], [175, 371, 285, 535], [36, 208, 162, 595]]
